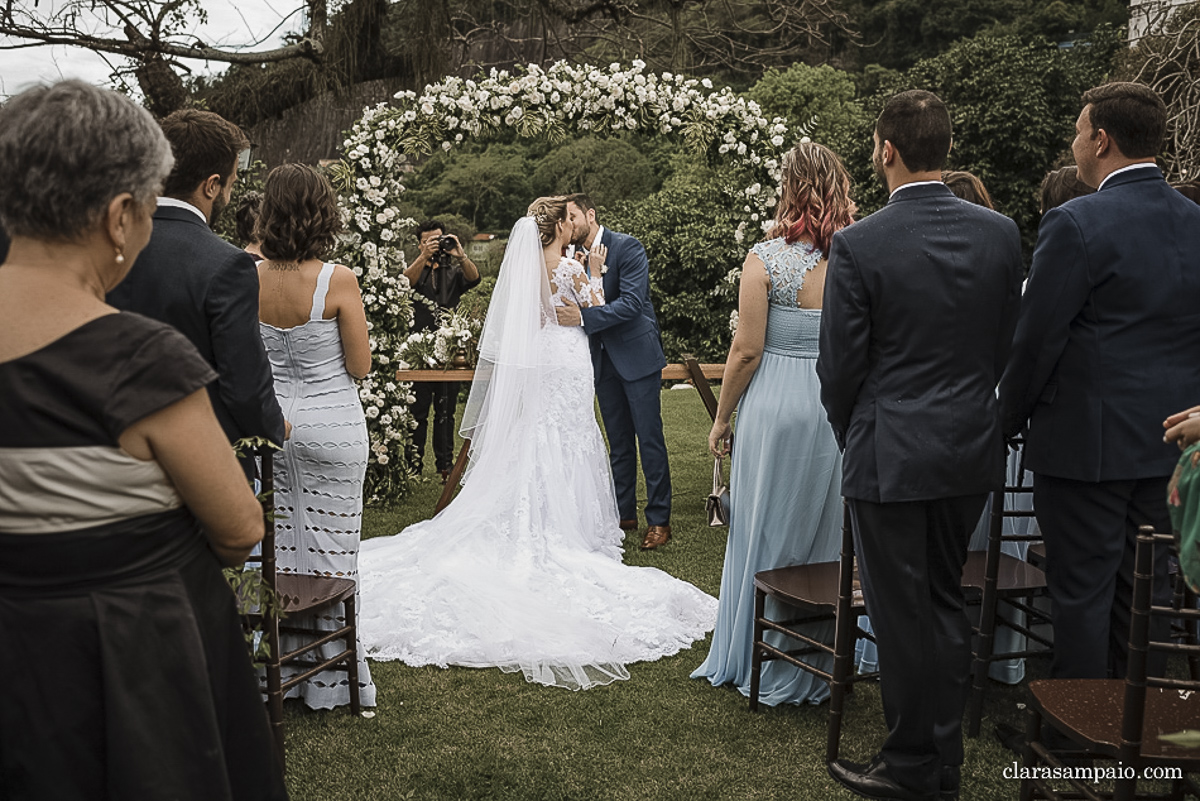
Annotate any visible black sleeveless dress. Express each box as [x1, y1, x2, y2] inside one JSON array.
[[0, 312, 287, 800]]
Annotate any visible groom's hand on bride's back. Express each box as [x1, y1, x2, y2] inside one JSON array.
[[556, 300, 582, 327]]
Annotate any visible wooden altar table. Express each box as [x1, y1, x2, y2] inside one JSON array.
[[397, 358, 724, 514]]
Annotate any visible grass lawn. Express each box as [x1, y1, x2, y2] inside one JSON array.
[[281, 388, 1037, 800]]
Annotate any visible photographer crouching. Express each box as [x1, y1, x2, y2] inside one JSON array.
[[403, 220, 481, 482]]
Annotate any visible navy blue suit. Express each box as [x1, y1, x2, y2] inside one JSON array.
[[999, 165, 1200, 679], [580, 228, 670, 526], [818, 183, 1022, 794], [108, 205, 285, 454]]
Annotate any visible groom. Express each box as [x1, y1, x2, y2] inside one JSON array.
[[555, 194, 672, 550], [818, 90, 1022, 800]]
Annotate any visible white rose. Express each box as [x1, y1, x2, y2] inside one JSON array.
[[365, 406, 380, 419]]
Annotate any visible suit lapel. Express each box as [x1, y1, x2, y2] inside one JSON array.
[[600, 228, 618, 296]]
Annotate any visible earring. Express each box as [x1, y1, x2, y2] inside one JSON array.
[[115, 249, 125, 265]]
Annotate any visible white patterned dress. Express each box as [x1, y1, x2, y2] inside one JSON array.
[[259, 262, 377, 709]]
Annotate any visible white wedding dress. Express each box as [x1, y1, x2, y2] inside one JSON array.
[[358, 217, 717, 690]]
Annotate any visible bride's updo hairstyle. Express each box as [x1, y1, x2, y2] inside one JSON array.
[[526, 196, 569, 246], [767, 141, 854, 256], [257, 163, 343, 262]]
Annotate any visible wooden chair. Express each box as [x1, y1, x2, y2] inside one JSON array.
[[247, 446, 361, 769], [1020, 528, 1200, 801], [682, 353, 719, 422], [964, 465, 1053, 738], [749, 502, 877, 762]]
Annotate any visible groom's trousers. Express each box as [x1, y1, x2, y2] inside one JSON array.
[[848, 493, 986, 796], [595, 350, 671, 526]]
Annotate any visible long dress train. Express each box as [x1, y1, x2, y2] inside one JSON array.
[[358, 231, 717, 691]]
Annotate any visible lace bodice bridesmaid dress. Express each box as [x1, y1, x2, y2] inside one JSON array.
[[691, 238, 845, 705]]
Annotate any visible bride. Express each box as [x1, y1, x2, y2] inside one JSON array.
[[358, 197, 718, 690]]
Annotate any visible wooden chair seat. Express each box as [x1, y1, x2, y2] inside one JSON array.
[[754, 561, 853, 610], [962, 550, 1046, 594], [275, 575, 356, 612], [1029, 679, 1200, 766]]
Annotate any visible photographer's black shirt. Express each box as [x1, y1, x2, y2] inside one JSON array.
[[412, 257, 481, 331]]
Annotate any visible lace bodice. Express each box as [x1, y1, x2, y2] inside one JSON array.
[[751, 238, 823, 308], [550, 257, 605, 309]]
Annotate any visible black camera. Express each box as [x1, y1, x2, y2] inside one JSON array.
[[438, 234, 457, 251]]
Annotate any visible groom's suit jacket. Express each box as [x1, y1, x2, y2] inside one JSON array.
[[579, 228, 667, 382], [817, 183, 1023, 503], [999, 166, 1200, 483], [107, 204, 285, 447]]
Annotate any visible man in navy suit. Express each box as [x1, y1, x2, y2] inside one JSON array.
[[108, 109, 285, 470], [1000, 82, 1200, 683], [818, 90, 1023, 801], [556, 194, 671, 550]]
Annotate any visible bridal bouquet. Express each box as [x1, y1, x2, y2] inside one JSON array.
[[396, 308, 482, 370]]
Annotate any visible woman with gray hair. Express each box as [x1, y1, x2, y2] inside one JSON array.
[[0, 81, 287, 800]]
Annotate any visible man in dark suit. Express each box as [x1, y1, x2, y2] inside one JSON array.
[[1000, 82, 1200, 683], [0, 224, 8, 263], [818, 90, 1023, 801], [108, 109, 285, 468], [556, 193, 672, 550]]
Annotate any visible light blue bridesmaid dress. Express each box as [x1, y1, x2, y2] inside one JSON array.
[[691, 238, 845, 705]]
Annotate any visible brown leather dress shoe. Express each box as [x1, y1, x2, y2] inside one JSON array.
[[619, 519, 638, 531], [641, 524, 671, 550]]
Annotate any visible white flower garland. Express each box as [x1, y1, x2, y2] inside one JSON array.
[[335, 59, 791, 502]]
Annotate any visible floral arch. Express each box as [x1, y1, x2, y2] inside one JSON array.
[[333, 59, 791, 502]]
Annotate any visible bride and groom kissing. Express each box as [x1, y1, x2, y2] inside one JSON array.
[[554, 193, 673, 551], [356, 194, 717, 691]]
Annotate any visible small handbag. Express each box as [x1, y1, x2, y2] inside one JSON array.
[[706, 454, 731, 527]]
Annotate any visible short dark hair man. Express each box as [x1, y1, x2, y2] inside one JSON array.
[[819, 89, 1023, 801], [1000, 83, 1200, 684], [108, 109, 285, 472], [556, 193, 672, 550], [403, 220, 480, 481]]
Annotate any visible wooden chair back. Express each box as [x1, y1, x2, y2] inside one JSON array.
[[248, 445, 361, 772]]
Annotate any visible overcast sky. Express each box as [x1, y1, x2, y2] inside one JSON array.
[[0, 0, 306, 98]]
